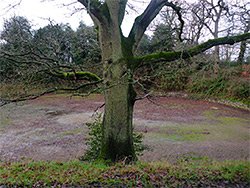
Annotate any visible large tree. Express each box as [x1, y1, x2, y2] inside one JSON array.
[[75, 0, 250, 162], [1, 0, 250, 162]]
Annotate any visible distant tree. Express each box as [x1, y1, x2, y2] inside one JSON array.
[[33, 23, 74, 63], [191, 0, 232, 72], [151, 23, 176, 52], [232, 0, 250, 64], [32, 24, 75, 76], [185, 1, 208, 45], [71, 22, 102, 74], [1, 16, 32, 51], [0, 17, 102, 85], [0, 16, 32, 77]]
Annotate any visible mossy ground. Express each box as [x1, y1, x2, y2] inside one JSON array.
[[0, 94, 249, 163]]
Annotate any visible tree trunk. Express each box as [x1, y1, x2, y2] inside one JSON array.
[[100, 58, 137, 161], [237, 20, 250, 65], [99, 32, 137, 161], [237, 40, 248, 65], [101, 71, 137, 161], [213, 19, 220, 74], [90, 1, 137, 161]]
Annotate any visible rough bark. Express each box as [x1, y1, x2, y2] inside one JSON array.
[[101, 76, 136, 161]]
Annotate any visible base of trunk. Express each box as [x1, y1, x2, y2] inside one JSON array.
[[99, 83, 137, 162]]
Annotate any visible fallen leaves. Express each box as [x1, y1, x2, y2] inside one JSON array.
[[0, 160, 249, 187]]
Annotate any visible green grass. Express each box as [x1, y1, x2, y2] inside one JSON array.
[[151, 126, 210, 142], [201, 110, 250, 139], [59, 127, 87, 136], [0, 159, 249, 187]]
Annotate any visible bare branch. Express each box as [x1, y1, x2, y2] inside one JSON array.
[[128, 0, 167, 50], [134, 93, 150, 101], [128, 0, 184, 50], [164, 2, 184, 42], [0, 79, 103, 107], [1, 0, 22, 15]]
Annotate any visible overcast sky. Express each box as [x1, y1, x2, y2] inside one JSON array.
[[0, 0, 197, 36], [0, 0, 91, 30]]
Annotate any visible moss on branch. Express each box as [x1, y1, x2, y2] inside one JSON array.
[[134, 32, 250, 69], [51, 71, 101, 81]]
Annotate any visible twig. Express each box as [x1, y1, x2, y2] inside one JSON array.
[[135, 93, 150, 101], [0, 79, 103, 107], [94, 103, 105, 112]]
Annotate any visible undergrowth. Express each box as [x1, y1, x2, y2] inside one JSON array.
[[157, 64, 250, 106], [0, 159, 249, 187], [188, 68, 250, 105], [79, 112, 150, 162]]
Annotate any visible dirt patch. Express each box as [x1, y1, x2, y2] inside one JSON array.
[[0, 94, 249, 163]]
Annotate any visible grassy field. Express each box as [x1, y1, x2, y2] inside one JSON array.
[[0, 159, 249, 187]]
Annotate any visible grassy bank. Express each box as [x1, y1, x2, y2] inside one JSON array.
[[0, 159, 249, 187], [157, 65, 250, 107]]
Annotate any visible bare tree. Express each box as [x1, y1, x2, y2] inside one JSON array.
[[195, 0, 233, 70], [232, 0, 250, 64]]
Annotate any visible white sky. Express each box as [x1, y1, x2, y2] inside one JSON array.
[[0, 0, 196, 36], [0, 0, 91, 30]]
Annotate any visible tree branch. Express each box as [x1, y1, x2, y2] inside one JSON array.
[[164, 1, 184, 42], [128, 0, 184, 50], [0, 79, 103, 107], [49, 70, 101, 81], [134, 32, 250, 69], [118, 0, 128, 26], [128, 0, 167, 50], [77, 0, 109, 23]]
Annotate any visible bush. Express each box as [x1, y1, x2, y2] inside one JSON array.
[[80, 112, 149, 162], [79, 113, 103, 161]]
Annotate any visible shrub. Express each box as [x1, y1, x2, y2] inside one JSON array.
[[80, 112, 149, 162], [79, 113, 103, 162]]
